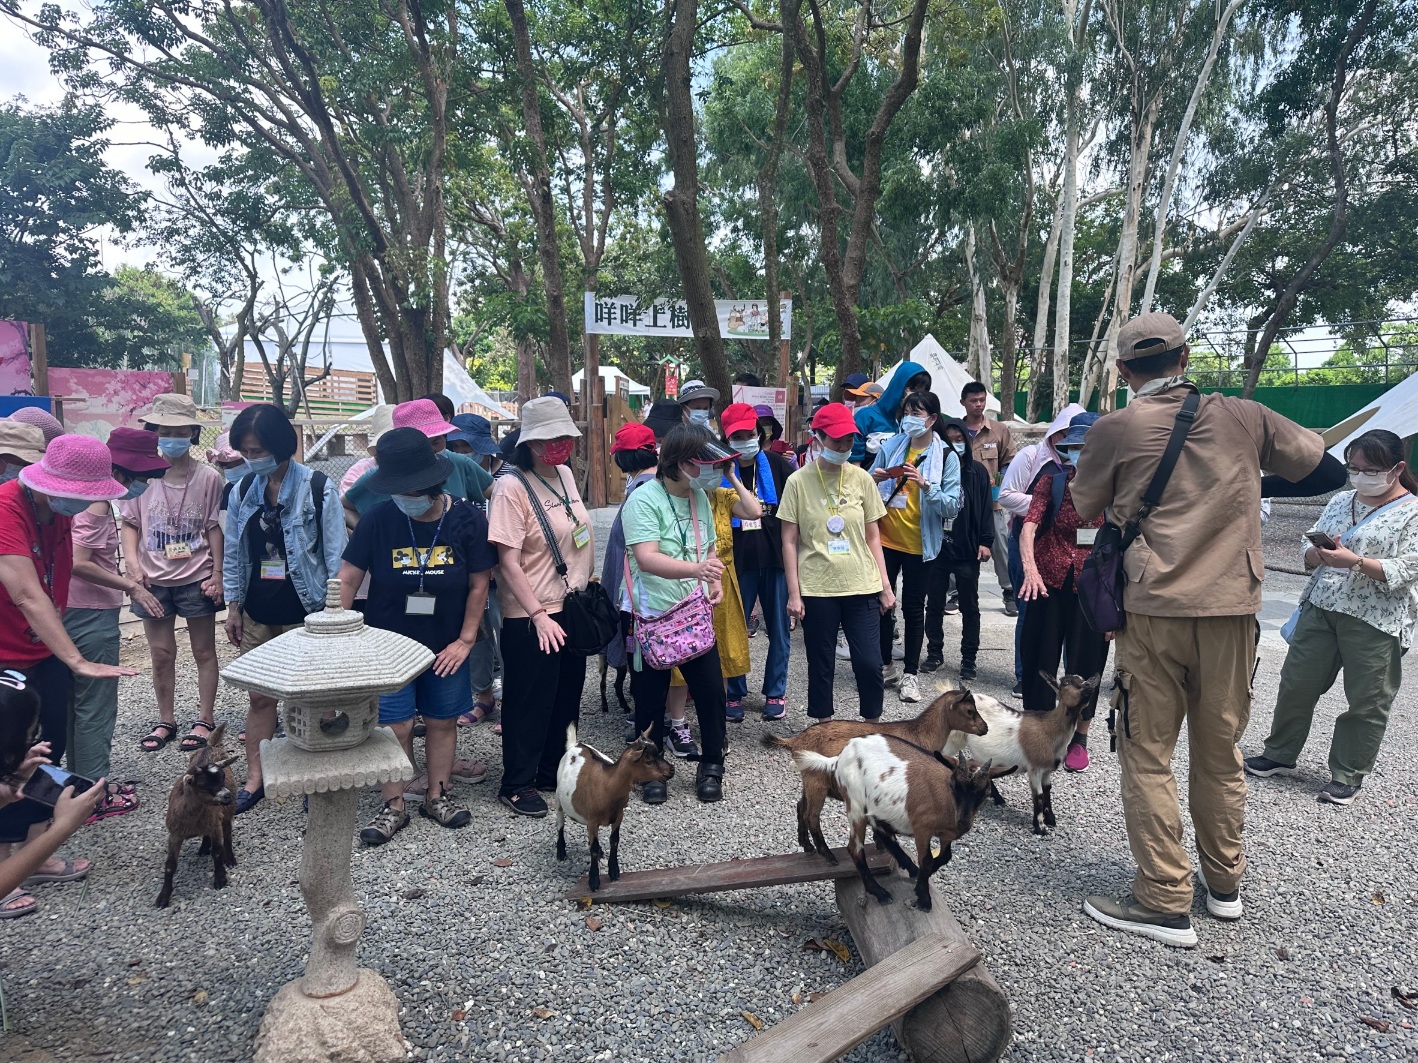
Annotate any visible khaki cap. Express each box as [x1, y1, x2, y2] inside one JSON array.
[[139, 392, 203, 427], [0, 421, 47, 465], [1116, 312, 1187, 362]]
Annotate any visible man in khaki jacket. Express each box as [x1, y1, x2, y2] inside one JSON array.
[[1070, 312, 1330, 948]]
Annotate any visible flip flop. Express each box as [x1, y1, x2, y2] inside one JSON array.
[[23, 857, 91, 886], [0, 888, 36, 919]]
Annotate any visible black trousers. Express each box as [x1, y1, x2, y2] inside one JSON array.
[[1019, 571, 1107, 718], [802, 594, 884, 720], [626, 612, 726, 764], [498, 616, 587, 795], [879, 547, 929, 674], [0, 654, 73, 844], [927, 557, 981, 665]]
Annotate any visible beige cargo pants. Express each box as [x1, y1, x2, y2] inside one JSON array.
[[1113, 613, 1255, 914]]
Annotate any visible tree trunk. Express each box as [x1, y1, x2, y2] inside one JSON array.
[[1027, 192, 1064, 421], [760, 2, 797, 383], [965, 225, 991, 386], [1051, 103, 1080, 416], [998, 283, 1020, 421], [505, 0, 574, 399]]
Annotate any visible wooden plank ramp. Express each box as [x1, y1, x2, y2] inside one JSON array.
[[717, 935, 980, 1063], [563, 847, 894, 902]]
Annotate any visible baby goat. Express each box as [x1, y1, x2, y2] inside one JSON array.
[[943, 672, 1101, 836], [793, 735, 993, 910], [764, 688, 988, 862], [156, 724, 239, 908], [555, 724, 674, 892]]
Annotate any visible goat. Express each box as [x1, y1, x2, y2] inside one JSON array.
[[156, 724, 239, 908], [555, 724, 674, 892], [763, 688, 989, 863], [943, 672, 1101, 835], [599, 655, 630, 714], [793, 734, 993, 910]]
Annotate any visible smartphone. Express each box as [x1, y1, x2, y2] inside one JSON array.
[[881, 465, 911, 478], [1305, 530, 1338, 550], [21, 764, 97, 807]]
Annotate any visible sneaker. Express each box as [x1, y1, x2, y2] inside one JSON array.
[[1082, 894, 1198, 948], [1064, 742, 1090, 772], [921, 654, 943, 673], [1010, 681, 1023, 698], [359, 802, 410, 846], [403, 774, 429, 803], [1317, 780, 1361, 805], [725, 699, 745, 723], [747, 612, 760, 638], [695, 762, 724, 803], [1195, 866, 1243, 920], [450, 757, 488, 784], [642, 780, 668, 805], [1243, 755, 1296, 778], [959, 660, 977, 682], [882, 664, 902, 688], [762, 697, 787, 721], [1003, 595, 1019, 618], [899, 673, 921, 703], [943, 595, 959, 615], [835, 634, 852, 660], [499, 788, 548, 818], [665, 720, 700, 759], [420, 790, 472, 828], [624, 718, 639, 743], [892, 641, 905, 661]]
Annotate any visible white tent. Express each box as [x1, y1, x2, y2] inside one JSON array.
[[1324, 373, 1418, 455], [571, 365, 651, 398], [877, 334, 1001, 419], [440, 351, 515, 419]]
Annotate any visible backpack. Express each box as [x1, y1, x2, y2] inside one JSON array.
[[240, 469, 329, 561]]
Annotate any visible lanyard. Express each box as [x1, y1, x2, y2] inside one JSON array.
[[22, 487, 57, 601], [534, 469, 577, 526], [157, 468, 195, 549], [406, 497, 450, 594], [814, 460, 845, 517], [661, 482, 695, 557]]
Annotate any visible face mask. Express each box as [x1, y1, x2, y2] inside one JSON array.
[[950, 442, 966, 456], [842, 400, 857, 411], [732, 438, 760, 460], [392, 493, 434, 518], [1059, 450, 1080, 467], [121, 480, 149, 501], [689, 465, 722, 491], [50, 496, 92, 517], [688, 408, 713, 427], [244, 455, 278, 477], [0, 464, 17, 484], [157, 438, 192, 459], [1350, 468, 1396, 497], [819, 444, 851, 466], [901, 415, 928, 438], [539, 439, 576, 466], [224, 466, 246, 484]]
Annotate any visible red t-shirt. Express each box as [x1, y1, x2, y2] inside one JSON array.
[[1024, 467, 1102, 590], [0, 479, 74, 665]]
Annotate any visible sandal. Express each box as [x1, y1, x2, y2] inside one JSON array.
[[23, 857, 91, 886], [0, 888, 36, 919], [458, 698, 498, 727], [86, 787, 141, 825], [179, 720, 215, 753], [451, 757, 488, 784], [140, 721, 178, 752]]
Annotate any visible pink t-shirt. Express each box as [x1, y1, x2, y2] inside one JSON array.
[[67, 504, 124, 611], [119, 464, 223, 586], [341, 457, 375, 496]]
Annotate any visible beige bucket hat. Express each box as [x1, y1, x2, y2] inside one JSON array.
[[139, 392, 203, 427], [518, 395, 582, 443]]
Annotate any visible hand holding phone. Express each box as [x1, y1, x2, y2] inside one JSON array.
[[881, 465, 910, 479], [1305, 529, 1338, 550], [21, 764, 98, 808]]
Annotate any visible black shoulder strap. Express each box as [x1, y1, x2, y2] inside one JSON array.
[[239, 472, 257, 501], [510, 468, 570, 579], [1123, 389, 1200, 548], [310, 470, 328, 561]]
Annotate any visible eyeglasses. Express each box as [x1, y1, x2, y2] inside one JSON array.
[[1345, 464, 1396, 476]]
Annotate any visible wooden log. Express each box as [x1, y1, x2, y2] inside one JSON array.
[[717, 934, 980, 1063], [835, 873, 1012, 1063], [563, 847, 894, 903]]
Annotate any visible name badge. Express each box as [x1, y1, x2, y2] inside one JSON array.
[[889, 494, 908, 509], [942, 518, 954, 532], [1076, 528, 1098, 546], [828, 538, 852, 555], [164, 541, 192, 560], [739, 519, 762, 531], [405, 592, 437, 616], [572, 522, 591, 550], [258, 558, 287, 581]]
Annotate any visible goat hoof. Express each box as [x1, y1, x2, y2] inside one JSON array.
[[912, 897, 933, 912], [875, 893, 893, 905], [819, 850, 839, 866], [155, 895, 171, 909], [1044, 813, 1057, 828]]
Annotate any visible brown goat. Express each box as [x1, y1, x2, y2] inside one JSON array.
[[156, 724, 238, 908], [555, 724, 675, 891], [793, 735, 994, 910], [763, 688, 988, 863]]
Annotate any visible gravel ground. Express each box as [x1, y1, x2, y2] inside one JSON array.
[[5, 575, 1417, 1063]]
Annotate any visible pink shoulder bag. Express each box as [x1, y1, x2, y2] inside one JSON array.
[[624, 484, 717, 670]]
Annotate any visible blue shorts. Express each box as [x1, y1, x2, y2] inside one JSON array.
[[378, 658, 472, 724]]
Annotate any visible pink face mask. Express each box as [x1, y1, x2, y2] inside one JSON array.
[[539, 439, 576, 466]]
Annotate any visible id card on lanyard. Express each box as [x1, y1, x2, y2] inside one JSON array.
[[405, 502, 450, 616]]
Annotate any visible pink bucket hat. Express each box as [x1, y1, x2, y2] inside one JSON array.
[[206, 431, 243, 466], [393, 398, 457, 439], [19, 434, 127, 501], [7, 407, 64, 445]]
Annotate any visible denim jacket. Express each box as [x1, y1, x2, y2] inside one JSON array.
[[223, 461, 348, 614], [868, 433, 962, 562]]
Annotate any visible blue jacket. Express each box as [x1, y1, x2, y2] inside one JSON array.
[[224, 462, 348, 614], [852, 359, 927, 463], [868, 432, 962, 562]]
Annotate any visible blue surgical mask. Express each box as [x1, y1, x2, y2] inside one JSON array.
[[900, 415, 928, 438], [1059, 450, 1079, 467], [950, 442, 966, 456], [690, 466, 722, 491], [732, 438, 760, 460], [121, 480, 149, 501], [244, 455, 278, 477], [392, 493, 435, 518], [157, 438, 192, 459], [50, 496, 92, 516], [224, 466, 246, 484], [819, 445, 851, 466], [688, 408, 713, 427]]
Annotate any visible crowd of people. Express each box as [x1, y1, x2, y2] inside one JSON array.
[[0, 311, 1414, 950]]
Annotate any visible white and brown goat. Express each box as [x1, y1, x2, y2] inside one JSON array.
[[156, 724, 239, 908], [555, 724, 675, 891], [943, 672, 1101, 835], [792, 734, 994, 910]]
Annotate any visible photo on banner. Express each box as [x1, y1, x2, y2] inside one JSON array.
[[731, 385, 788, 427]]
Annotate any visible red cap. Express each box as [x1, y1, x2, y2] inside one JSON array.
[[720, 403, 759, 437], [611, 422, 657, 454], [811, 402, 859, 439]]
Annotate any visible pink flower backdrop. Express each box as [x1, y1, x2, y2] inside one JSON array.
[[49, 368, 178, 442], [0, 321, 31, 396]]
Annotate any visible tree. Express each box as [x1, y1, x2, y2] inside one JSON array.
[[93, 267, 208, 372]]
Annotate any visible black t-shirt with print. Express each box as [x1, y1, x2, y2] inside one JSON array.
[[242, 505, 307, 626], [342, 497, 497, 652]]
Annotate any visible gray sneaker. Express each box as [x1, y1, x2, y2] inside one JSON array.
[[1243, 755, 1295, 778], [882, 664, 902, 688], [359, 802, 409, 846], [420, 790, 472, 828], [1082, 893, 1198, 948], [665, 720, 700, 759], [1317, 780, 1361, 805]]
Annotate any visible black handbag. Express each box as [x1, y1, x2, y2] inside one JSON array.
[[512, 470, 619, 656]]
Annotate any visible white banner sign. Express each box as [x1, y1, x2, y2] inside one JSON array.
[[584, 293, 791, 340], [731, 385, 789, 428]]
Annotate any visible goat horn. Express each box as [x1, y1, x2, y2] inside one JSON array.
[[213, 755, 240, 770]]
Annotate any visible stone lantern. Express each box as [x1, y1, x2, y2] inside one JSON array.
[[220, 579, 433, 1063]]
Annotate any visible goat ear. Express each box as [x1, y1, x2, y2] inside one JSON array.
[[626, 745, 645, 760], [1038, 670, 1060, 693], [935, 752, 959, 771], [1084, 674, 1102, 693]]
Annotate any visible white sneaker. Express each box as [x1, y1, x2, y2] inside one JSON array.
[[835, 634, 852, 660], [899, 673, 921, 703], [1195, 866, 1243, 920], [882, 664, 901, 688]]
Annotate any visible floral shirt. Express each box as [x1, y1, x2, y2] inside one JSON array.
[[1024, 467, 1102, 590], [1303, 490, 1418, 648]]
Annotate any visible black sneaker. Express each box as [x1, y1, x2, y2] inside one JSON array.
[[943, 595, 959, 615], [959, 660, 977, 682], [499, 788, 548, 818], [1082, 893, 1197, 948], [642, 780, 668, 805], [921, 654, 944, 673], [1243, 756, 1296, 778], [695, 762, 724, 803], [1195, 867, 1242, 920], [1003, 595, 1018, 618], [1317, 780, 1361, 805], [1010, 681, 1023, 698]]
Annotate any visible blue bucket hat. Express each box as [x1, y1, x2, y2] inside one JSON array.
[[447, 413, 499, 456], [1059, 412, 1102, 448]]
